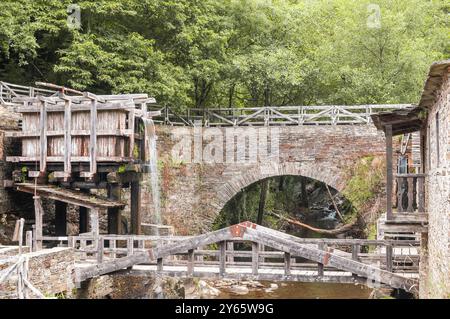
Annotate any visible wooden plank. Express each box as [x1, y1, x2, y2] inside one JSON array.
[[97, 236, 104, 264], [39, 100, 47, 172], [252, 242, 259, 275], [25, 231, 32, 253], [90, 209, 99, 237], [385, 124, 393, 220], [386, 245, 393, 273], [407, 177, 414, 212], [127, 237, 134, 256], [89, 99, 97, 177], [64, 99, 72, 179], [74, 251, 150, 283]]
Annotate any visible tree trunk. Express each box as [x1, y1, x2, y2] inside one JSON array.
[[257, 179, 269, 225]]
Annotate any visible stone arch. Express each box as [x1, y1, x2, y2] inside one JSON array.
[[210, 161, 348, 216]]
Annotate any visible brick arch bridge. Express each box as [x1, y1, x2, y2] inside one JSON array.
[[142, 118, 396, 235]]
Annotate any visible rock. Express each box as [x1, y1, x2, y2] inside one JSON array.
[[229, 285, 249, 295], [269, 283, 278, 290]]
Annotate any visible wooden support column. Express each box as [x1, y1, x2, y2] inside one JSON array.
[[39, 100, 47, 173], [284, 252, 291, 276], [385, 124, 393, 220], [55, 201, 67, 236], [351, 244, 359, 277], [226, 242, 234, 263], [107, 183, 121, 234], [33, 196, 43, 251], [90, 208, 99, 242], [386, 244, 393, 273], [97, 236, 104, 264], [130, 181, 141, 235], [89, 98, 97, 177], [219, 241, 226, 276], [63, 98, 72, 179], [187, 249, 194, 276], [317, 243, 324, 277], [252, 242, 259, 276]]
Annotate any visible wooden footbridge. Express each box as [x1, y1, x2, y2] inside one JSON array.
[[65, 222, 419, 293]]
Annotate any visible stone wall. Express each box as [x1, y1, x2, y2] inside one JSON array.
[[146, 124, 388, 234], [420, 70, 450, 299], [0, 247, 75, 298]]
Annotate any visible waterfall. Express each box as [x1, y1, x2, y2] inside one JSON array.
[[143, 118, 161, 225]]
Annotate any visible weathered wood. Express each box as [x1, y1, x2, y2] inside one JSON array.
[[63, 98, 72, 179], [284, 252, 291, 276], [39, 100, 47, 172], [219, 241, 226, 276], [417, 176, 425, 212], [97, 237, 104, 264], [187, 249, 194, 276], [252, 242, 259, 275], [317, 242, 324, 277], [130, 181, 141, 235], [75, 251, 150, 283], [89, 99, 97, 177], [25, 231, 32, 253], [55, 201, 67, 236], [407, 177, 415, 212], [226, 241, 234, 262], [127, 237, 134, 256], [386, 245, 393, 273], [33, 196, 43, 250], [385, 124, 393, 220]]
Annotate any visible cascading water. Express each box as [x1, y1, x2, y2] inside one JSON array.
[[143, 118, 161, 226]]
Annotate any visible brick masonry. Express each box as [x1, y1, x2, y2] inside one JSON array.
[[144, 124, 388, 234], [420, 70, 450, 299]]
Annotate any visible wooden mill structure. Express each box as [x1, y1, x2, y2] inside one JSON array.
[[1, 81, 159, 248]]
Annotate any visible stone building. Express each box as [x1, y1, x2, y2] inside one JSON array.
[[372, 59, 450, 299]]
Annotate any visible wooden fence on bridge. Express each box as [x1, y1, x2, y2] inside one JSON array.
[[149, 104, 413, 127], [51, 222, 421, 293]]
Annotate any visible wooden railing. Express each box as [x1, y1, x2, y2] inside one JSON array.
[[394, 174, 425, 213], [0, 81, 56, 105], [149, 104, 413, 127]]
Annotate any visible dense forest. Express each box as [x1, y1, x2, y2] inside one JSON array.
[[0, 0, 448, 111]]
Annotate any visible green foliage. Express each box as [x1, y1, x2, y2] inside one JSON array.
[[117, 165, 126, 173], [342, 156, 385, 211], [0, 0, 447, 108]]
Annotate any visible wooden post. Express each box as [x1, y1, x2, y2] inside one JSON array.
[[252, 242, 259, 276], [89, 209, 99, 237], [127, 237, 134, 256], [386, 244, 393, 273], [18, 218, 24, 254], [110, 239, 116, 258], [417, 176, 425, 212], [157, 258, 163, 271], [219, 241, 226, 276], [63, 98, 72, 178], [89, 98, 97, 176], [25, 231, 32, 253], [385, 124, 393, 220], [317, 243, 324, 277], [55, 201, 67, 236], [33, 196, 43, 251], [284, 252, 291, 276], [107, 183, 121, 234], [407, 177, 414, 212], [80, 239, 87, 260], [97, 236, 104, 264], [130, 181, 141, 235], [187, 249, 194, 276], [226, 241, 234, 263], [352, 244, 359, 277], [39, 100, 47, 173]]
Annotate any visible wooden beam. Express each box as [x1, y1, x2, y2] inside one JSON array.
[[63, 99, 72, 180], [385, 124, 393, 220], [89, 98, 97, 178], [130, 181, 141, 235], [317, 242, 324, 277], [219, 241, 226, 276], [284, 252, 291, 276], [33, 196, 43, 250], [187, 249, 194, 276], [252, 242, 259, 275], [39, 100, 47, 173]]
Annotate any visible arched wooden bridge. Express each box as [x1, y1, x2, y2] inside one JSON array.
[[70, 222, 419, 293]]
